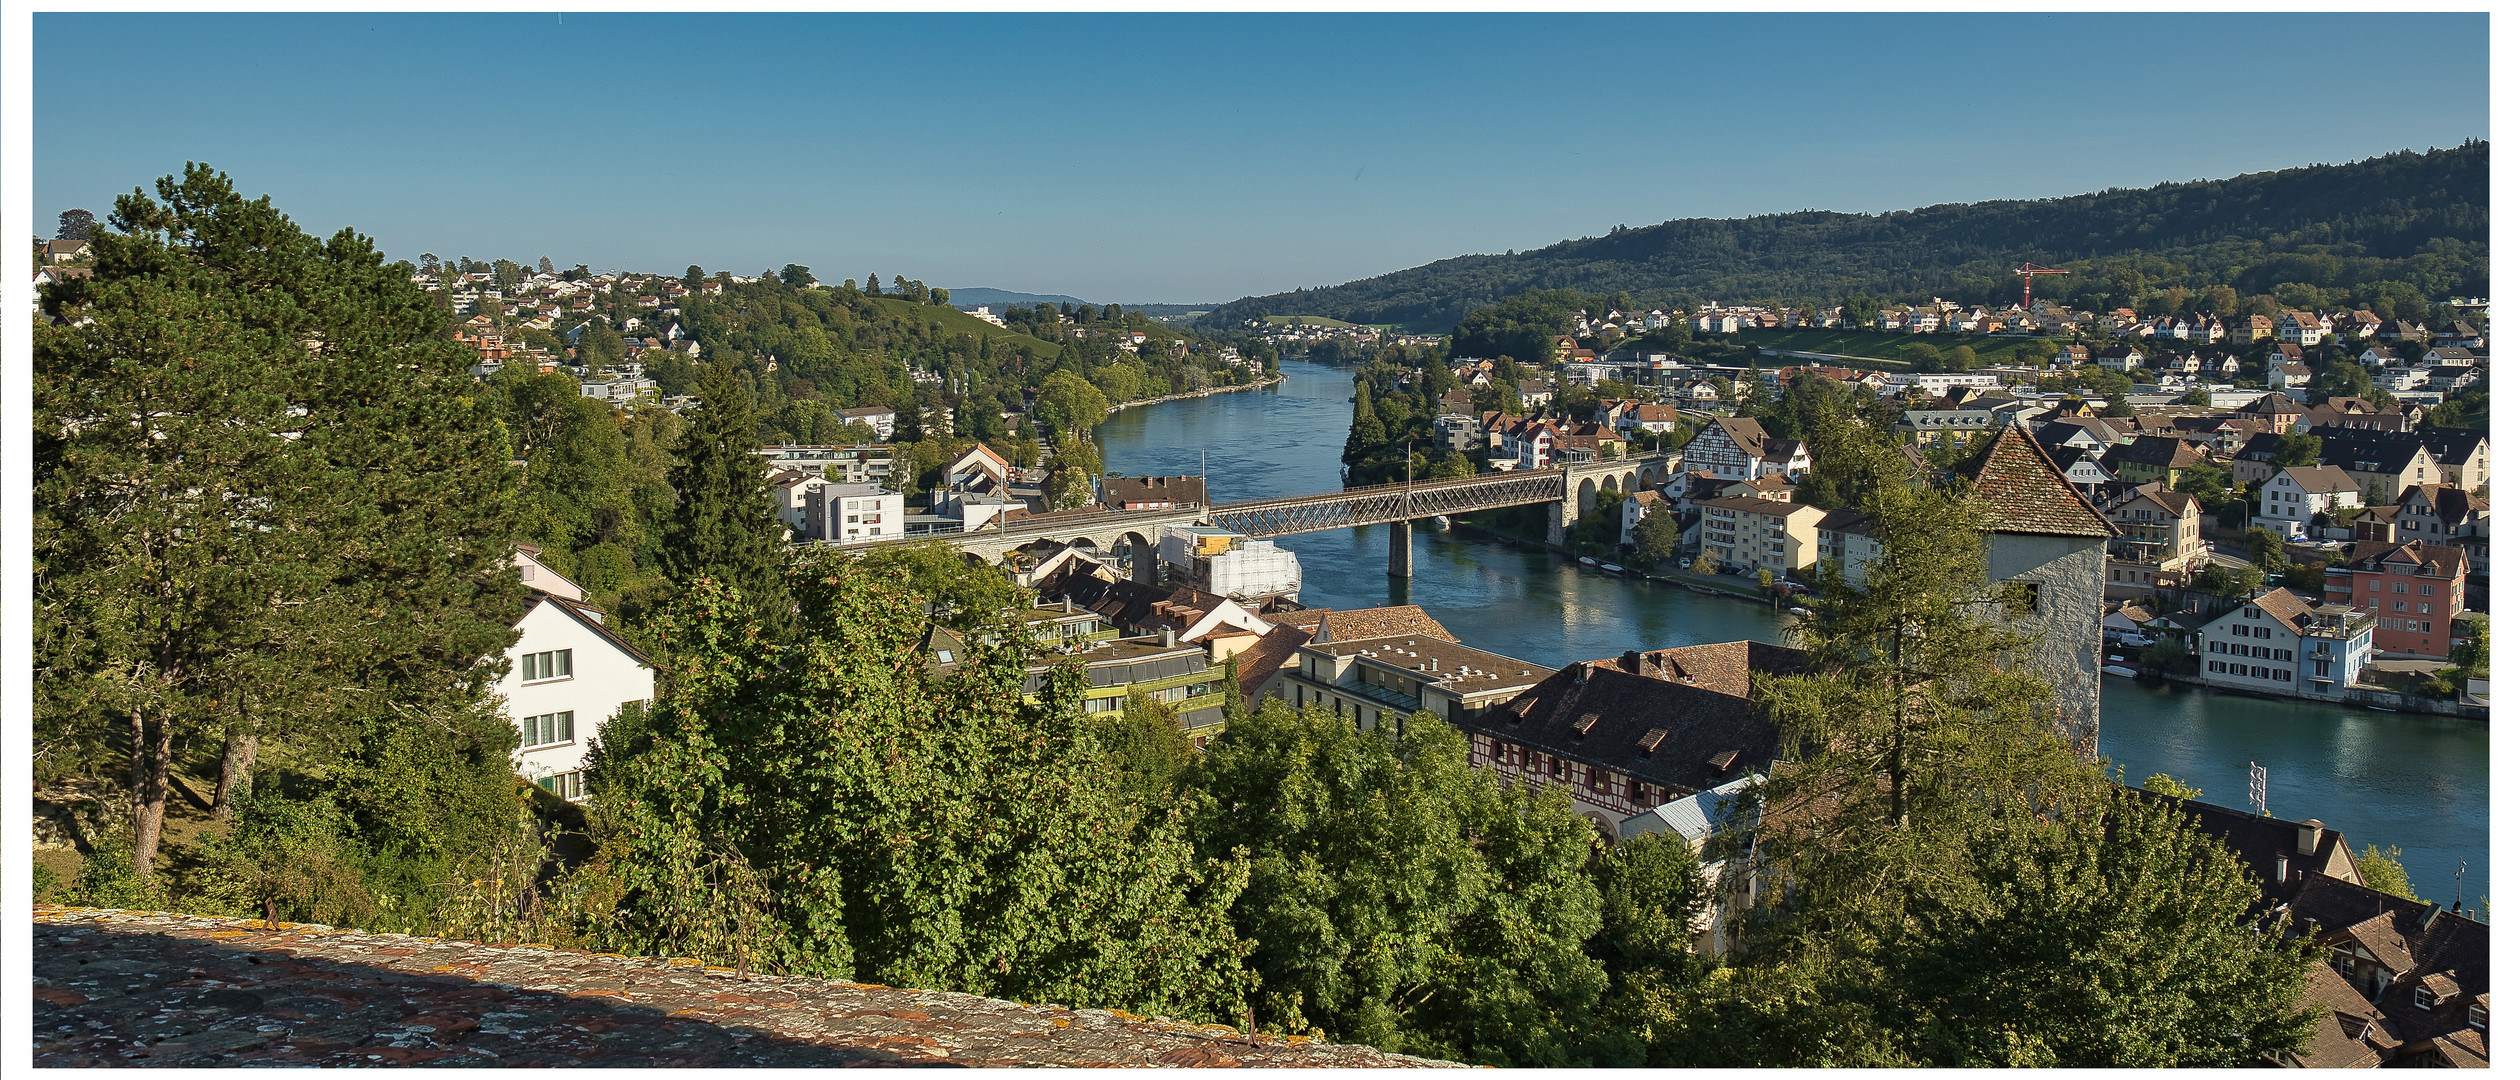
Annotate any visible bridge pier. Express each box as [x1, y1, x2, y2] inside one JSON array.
[[1129, 535, 1158, 585], [1387, 519, 1412, 578], [1547, 494, 1576, 547]]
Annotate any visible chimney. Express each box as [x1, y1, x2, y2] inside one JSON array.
[[1063, 596, 1074, 613], [1621, 650, 1643, 674], [2274, 855, 2289, 883], [2298, 820, 2323, 856], [1161, 626, 1176, 648]]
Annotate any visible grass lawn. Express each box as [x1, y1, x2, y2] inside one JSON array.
[[1733, 328, 2057, 368], [1265, 314, 1369, 329]]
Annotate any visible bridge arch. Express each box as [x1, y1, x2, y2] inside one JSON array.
[[1577, 477, 1599, 514], [1119, 531, 1156, 585]]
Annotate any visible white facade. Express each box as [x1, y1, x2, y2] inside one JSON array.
[[502, 596, 656, 801], [2254, 466, 2363, 539], [812, 483, 904, 543], [1879, 372, 2000, 394]]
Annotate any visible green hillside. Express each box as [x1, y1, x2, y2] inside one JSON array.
[[1206, 143, 2488, 333]]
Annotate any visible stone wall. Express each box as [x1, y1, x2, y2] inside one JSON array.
[[1988, 533, 2108, 756], [32, 906, 1455, 1068]]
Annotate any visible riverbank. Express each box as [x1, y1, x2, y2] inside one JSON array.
[[2140, 669, 2490, 721], [1100, 372, 1285, 418], [1451, 521, 1782, 606]]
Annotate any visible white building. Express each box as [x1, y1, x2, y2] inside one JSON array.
[[809, 482, 905, 543], [503, 547, 656, 801], [1878, 372, 2001, 394], [836, 405, 896, 440], [2254, 465, 2364, 539]]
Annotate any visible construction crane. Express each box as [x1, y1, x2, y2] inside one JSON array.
[[2015, 262, 2070, 310]]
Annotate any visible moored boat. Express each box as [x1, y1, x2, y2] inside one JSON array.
[[1601, 563, 1627, 575], [1578, 556, 1599, 568]]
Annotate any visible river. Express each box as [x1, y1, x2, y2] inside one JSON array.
[[1093, 358, 2490, 905]]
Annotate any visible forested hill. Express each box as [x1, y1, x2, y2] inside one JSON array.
[[1203, 142, 2488, 332]]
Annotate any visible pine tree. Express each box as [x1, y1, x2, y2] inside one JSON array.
[[37, 164, 524, 878], [659, 363, 791, 637]]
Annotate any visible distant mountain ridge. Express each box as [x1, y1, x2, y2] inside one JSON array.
[[943, 287, 1097, 309], [1202, 143, 2489, 333]]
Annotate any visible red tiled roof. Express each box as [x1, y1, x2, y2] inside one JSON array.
[[1959, 425, 2116, 538]]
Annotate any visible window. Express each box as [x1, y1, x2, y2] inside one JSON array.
[[2470, 1004, 2487, 1031], [520, 649, 573, 682], [2004, 580, 2041, 615], [2421, 584, 2436, 596], [2394, 581, 2408, 593], [2418, 604, 2432, 615], [2394, 600, 2408, 612], [520, 710, 575, 748], [535, 770, 586, 801], [2414, 987, 2436, 1010]]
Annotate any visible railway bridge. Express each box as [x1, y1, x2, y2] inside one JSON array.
[[821, 454, 1679, 580]]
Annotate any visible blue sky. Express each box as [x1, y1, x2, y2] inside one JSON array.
[[36, 13, 2488, 304]]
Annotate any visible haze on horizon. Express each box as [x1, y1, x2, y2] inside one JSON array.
[[34, 12, 2487, 305]]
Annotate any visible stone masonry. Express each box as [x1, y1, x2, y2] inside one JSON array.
[[32, 906, 1455, 1068]]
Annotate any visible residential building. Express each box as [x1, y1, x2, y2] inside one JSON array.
[[1270, 622, 1549, 734], [2297, 397, 2412, 433], [2099, 435, 2207, 486], [1434, 413, 1482, 452], [1099, 475, 1208, 511], [2195, 588, 2374, 699], [1697, 497, 1825, 576], [806, 483, 904, 543], [2391, 483, 2489, 573], [2287, 872, 2491, 1068], [2254, 465, 2364, 539], [2102, 485, 2205, 599], [1517, 380, 1554, 410], [2279, 310, 2329, 345], [2323, 541, 2468, 658], [1958, 425, 2115, 753], [2304, 428, 2445, 504], [1620, 489, 1667, 546], [754, 445, 895, 485], [1896, 408, 1995, 445], [1461, 642, 1801, 836], [835, 405, 896, 440], [1813, 508, 1882, 581], [1677, 417, 1808, 482], [502, 546, 656, 802], [1014, 631, 1233, 738], [2415, 428, 2489, 491], [1499, 417, 1562, 469]]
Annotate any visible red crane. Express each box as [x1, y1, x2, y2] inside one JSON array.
[[2016, 262, 2070, 310]]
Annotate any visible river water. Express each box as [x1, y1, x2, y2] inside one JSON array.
[[1094, 358, 2490, 905]]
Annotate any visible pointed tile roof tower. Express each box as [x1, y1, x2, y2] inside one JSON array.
[[1961, 423, 2116, 538]]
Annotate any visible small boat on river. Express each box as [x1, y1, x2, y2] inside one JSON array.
[[1578, 556, 1599, 568], [1601, 563, 1628, 575], [2104, 665, 2140, 678]]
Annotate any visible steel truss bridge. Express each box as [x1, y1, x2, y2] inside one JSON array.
[[823, 454, 1678, 580]]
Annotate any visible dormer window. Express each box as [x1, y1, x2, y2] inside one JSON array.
[[2414, 987, 2436, 1010], [2470, 1004, 2487, 1031]]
